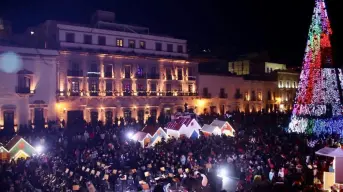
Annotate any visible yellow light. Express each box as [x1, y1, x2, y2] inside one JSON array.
[[56, 103, 60, 109], [197, 99, 205, 107], [276, 97, 282, 103]]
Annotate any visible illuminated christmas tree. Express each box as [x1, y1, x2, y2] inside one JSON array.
[[289, 0, 343, 136]]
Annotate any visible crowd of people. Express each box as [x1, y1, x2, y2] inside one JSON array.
[[0, 111, 341, 192]]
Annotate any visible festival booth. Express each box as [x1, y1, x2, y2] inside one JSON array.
[[0, 143, 10, 160], [165, 117, 201, 139], [209, 120, 235, 137], [316, 147, 343, 190], [132, 125, 168, 147], [5, 135, 37, 160], [201, 124, 221, 136], [132, 132, 151, 148], [141, 125, 168, 147]]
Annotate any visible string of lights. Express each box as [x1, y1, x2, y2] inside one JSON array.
[[289, 0, 343, 137]]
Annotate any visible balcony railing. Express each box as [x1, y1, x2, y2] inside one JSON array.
[[123, 91, 132, 96], [70, 91, 81, 96], [219, 93, 228, 98], [106, 91, 113, 96], [15, 87, 32, 94], [67, 70, 83, 77], [89, 90, 99, 96], [124, 73, 131, 79], [137, 91, 148, 96], [202, 93, 212, 98], [87, 72, 101, 77], [166, 92, 173, 96], [104, 72, 113, 78], [135, 73, 146, 79], [185, 92, 198, 96], [149, 91, 158, 96], [147, 73, 160, 79], [188, 76, 196, 81]]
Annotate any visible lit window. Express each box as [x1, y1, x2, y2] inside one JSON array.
[[188, 84, 193, 93], [258, 92, 262, 101], [116, 38, 123, 47], [279, 81, 283, 88], [245, 92, 249, 101], [71, 81, 80, 93]]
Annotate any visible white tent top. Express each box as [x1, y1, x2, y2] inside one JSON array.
[[132, 132, 149, 141], [210, 120, 227, 128], [201, 124, 219, 133], [315, 147, 343, 157]]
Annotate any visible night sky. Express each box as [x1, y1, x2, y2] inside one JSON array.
[[0, 0, 342, 67]]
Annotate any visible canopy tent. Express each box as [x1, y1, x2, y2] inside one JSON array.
[[316, 147, 343, 185], [209, 120, 235, 137], [132, 126, 169, 147], [201, 124, 221, 136], [132, 132, 151, 148], [315, 147, 343, 157], [142, 125, 168, 147], [165, 117, 201, 139], [0, 135, 37, 160]]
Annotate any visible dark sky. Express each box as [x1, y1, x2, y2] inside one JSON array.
[[0, 0, 342, 66]]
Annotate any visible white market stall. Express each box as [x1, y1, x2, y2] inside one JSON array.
[[210, 120, 235, 137], [165, 117, 201, 139], [132, 125, 169, 147], [201, 124, 221, 136], [132, 132, 151, 148], [315, 147, 343, 190], [141, 125, 168, 147]]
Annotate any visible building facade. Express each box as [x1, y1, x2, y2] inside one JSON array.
[[57, 52, 199, 126], [21, 11, 200, 126], [198, 74, 279, 114], [276, 70, 299, 111], [0, 46, 58, 131]]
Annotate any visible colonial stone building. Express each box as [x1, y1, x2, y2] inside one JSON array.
[[0, 46, 58, 131]]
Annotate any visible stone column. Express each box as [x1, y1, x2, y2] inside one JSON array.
[[18, 96, 30, 126]]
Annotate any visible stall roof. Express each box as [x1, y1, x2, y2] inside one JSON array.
[[316, 147, 343, 157], [165, 117, 193, 131], [132, 132, 149, 141], [201, 124, 219, 133], [141, 125, 161, 136], [5, 135, 23, 150]]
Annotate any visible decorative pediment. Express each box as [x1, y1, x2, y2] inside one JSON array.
[[17, 69, 33, 75], [1, 104, 16, 110], [33, 100, 45, 104]]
